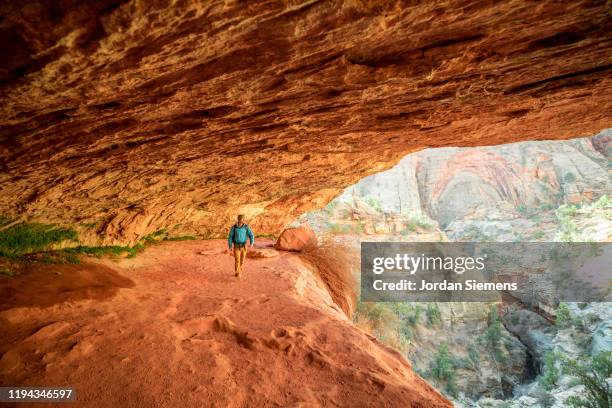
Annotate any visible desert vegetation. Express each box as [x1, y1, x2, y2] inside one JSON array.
[[0, 219, 201, 275], [562, 351, 611, 408]]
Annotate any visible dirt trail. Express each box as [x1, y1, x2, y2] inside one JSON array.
[[0, 239, 450, 407]]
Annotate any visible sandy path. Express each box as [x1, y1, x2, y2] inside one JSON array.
[[0, 239, 449, 407]]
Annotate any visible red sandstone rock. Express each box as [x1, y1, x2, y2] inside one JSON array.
[[0, 239, 451, 407], [247, 247, 279, 258], [275, 224, 317, 251], [0, 1, 610, 244]]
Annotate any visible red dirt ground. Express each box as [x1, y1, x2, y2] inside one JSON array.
[[0, 239, 450, 407]]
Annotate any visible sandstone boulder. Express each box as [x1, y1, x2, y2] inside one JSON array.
[[275, 225, 316, 251]]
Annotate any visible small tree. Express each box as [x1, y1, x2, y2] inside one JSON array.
[[540, 351, 559, 391], [564, 172, 577, 183], [426, 303, 441, 326], [430, 343, 458, 398], [556, 302, 572, 329], [481, 306, 505, 362], [365, 196, 382, 211], [563, 351, 611, 408], [468, 342, 480, 367], [430, 343, 454, 380]]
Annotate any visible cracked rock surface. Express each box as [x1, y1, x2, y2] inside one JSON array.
[[1, 0, 610, 243]]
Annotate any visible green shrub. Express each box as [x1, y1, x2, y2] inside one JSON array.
[[142, 229, 168, 244], [406, 212, 434, 230], [405, 304, 422, 327], [327, 222, 343, 234], [510, 311, 520, 325], [429, 343, 458, 397], [555, 302, 572, 329], [540, 202, 555, 211], [401, 223, 416, 235], [0, 223, 78, 257], [451, 356, 471, 370], [516, 204, 529, 216], [540, 351, 559, 391], [366, 196, 382, 211], [468, 342, 480, 367], [557, 204, 578, 218], [564, 172, 577, 183], [387, 303, 421, 339], [463, 225, 493, 242], [80, 222, 98, 229], [572, 315, 586, 332], [480, 307, 505, 362], [445, 380, 459, 399], [426, 304, 441, 326], [532, 385, 555, 408], [354, 302, 408, 350], [164, 235, 198, 241], [585, 313, 602, 326], [325, 201, 337, 211], [562, 351, 611, 408], [430, 344, 454, 379], [593, 194, 610, 209]]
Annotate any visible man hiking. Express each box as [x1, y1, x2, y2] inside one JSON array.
[[227, 214, 255, 278]]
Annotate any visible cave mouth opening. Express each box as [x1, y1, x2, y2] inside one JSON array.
[[298, 128, 610, 245], [293, 128, 610, 402], [522, 344, 539, 383]]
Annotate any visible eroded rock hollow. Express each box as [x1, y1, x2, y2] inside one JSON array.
[[1, 0, 611, 244]]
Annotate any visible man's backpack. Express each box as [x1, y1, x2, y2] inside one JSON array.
[[231, 224, 249, 243]]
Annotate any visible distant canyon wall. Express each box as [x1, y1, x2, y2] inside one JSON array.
[[335, 129, 611, 229]]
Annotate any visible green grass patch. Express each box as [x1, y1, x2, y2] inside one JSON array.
[[164, 235, 198, 241], [0, 223, 78, 257], [0, 223, 210, 271], [255, 233, 277, 239], [141, 229, 168, 244], [80, 222, 98, 229], [62, 245, 139, 258]]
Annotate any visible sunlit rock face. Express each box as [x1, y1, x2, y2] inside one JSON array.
[[307, 132, 610, 243], [1, 0, 611, 244], [415, 130, 611, 228]]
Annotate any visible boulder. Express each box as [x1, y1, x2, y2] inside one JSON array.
[[274, 225, 316, 251], [591, 320, 612, 356]]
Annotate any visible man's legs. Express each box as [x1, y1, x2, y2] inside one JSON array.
[[240, 246, 247, 275], [234, 247, 241, 276], [234, 245, 247, 277]]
